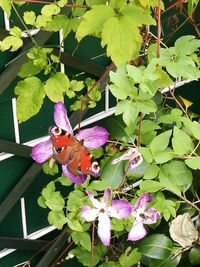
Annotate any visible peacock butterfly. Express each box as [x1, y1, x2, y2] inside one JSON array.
[[49, 126, 100, 177]]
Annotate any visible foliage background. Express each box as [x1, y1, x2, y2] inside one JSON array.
[[0, 0, 200, 266]]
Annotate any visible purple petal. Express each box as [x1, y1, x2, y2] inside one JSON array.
[[102, 188, 112, 206], [109, 200, 132, 219], [54, 102, 73, 134], [133, 193, 152, 212], [31, 139, 53, 163], [62, 165, 86, 184], [128, 220, 147, 241], [81, 205, 99, 222], [75, 126, 108, 149], [98, 212, 111, 246], [142, 208, 160, 225], [87, 191, 102, 209]]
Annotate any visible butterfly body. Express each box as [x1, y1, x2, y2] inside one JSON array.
[[49, 126, 100, 177]]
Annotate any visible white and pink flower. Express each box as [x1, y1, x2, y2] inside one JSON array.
[[81, 188, 132, 246]]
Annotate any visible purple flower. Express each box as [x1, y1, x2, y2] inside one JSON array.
[[81, 188, 132, 246], [128, 193, 160, 241], [31, 102, 108, 184], [112, 148, 143, 169]]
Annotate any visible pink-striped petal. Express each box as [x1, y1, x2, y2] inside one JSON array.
[[87, 191, 102, 209], [133, 193, 152, 212], [128, 220, 147, 241], [102, 188, 112, 206], [54, 102, 73, 134], [98, 212, 111, 246], [109, 200, 132, 219], [142, 208, 160, 225], [62, 165, 86, 184], [81, 206, 99, 222], [112, 148, 138, 165], [75, 126, 108, 149], [31, 139, 53, 163]]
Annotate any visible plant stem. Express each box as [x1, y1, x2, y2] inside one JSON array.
[[78, 62, 115, 132], [156, 0, 161, 58], [91, 222, 95, 267], [137, 112, 143, 147]]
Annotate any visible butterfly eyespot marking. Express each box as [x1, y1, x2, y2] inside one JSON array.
[[77, 165, 81, 171], [53, 146, 65, 154], [50, 126, 62, 136], [50, 126, 67, 136], [91, 161, 100, 175]]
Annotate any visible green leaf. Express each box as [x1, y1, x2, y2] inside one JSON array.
[[44, 72, 69, 102], [70, 80, 84, 91], [150, 130, 172, 156], [158, 108, 182, 125], [57, 0, 68, 7], [189, 245, 200, 265], [10, 26, 22, 38], [71, 243, 107, 267], [35, 15, 52, 28], [139, 147, 153, 163], [119, 248, 141, 267], [0, 0, 11, 17], [48, 210, 67, 229], [71, 232, 91, 251], [0, 36, 23, 52], [161, 161, 192, 192], [86, 0, 107, 4], [45, 192, 65, 211], [115, 100, 138, 127], [23, 11, 36, 25], [18, 61, 41, 78], [126, 65, 143, 83], [37, 196, 47, 208], [137, 234, 173, 260], [120, 4, 156, 26], [136, 99, 157, 114], [15, 77, 45, 122], [101, 154, 125, 190], [45, 15, 68, 31], [185, 157, 200, 170], [144, 164, 159, 179], [149, 255, 181, 267], [41, 3, 60, 15], [109, 71, 134, 99], [42, 161, 59, 176], [109, 0, 126, 9], [101, 15, 141, 66], [99, 262, 120, 267], [67, 190, 86, 211], [87, 180, 108, 191], [67, 218, 83, 231], [42, 181, 55, 200], [181, 117, 200, 140], [175, 35, 200, 55], [159, 168, 181, 196], [139, 180, 164, 193], [172, 126, 194, 155], [153, 149, 174, 164], [76, 5, 115, 41], [57, 173, 72, 186]]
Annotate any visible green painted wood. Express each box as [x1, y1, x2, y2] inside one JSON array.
[[0, 162, 42, 223], [0, 139, 31, 157], [36, 227, 69, 267], [0, 236, 48, 251]]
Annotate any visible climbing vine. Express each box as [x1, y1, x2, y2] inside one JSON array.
[[1, 0, 200, 266]]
